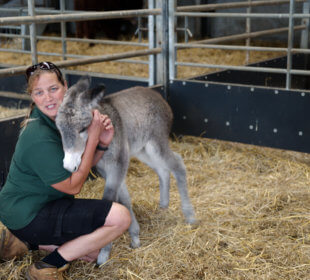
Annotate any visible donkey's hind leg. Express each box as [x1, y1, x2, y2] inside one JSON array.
[[136, 150, 171, 209], [137, 141, 196, 225], [168, 151, 196, 224]]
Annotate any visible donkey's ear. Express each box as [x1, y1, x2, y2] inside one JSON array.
[[77, 75, 91, 92], [90, 84, 105, 99], [89, 84, 105, 106]]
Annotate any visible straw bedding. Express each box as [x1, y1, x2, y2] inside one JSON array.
[[0, 37, 309, 279], [0, 135, 310, 280]]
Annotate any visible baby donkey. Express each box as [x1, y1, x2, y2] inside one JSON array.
[[55, 76, 196, 265]]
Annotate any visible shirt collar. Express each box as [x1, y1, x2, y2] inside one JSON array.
[[31, 106, 59, 132]]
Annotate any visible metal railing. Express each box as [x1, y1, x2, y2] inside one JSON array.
[[0, 0, 161, 86], [0, 0, 309, 90], [169, 0, 310, 90]]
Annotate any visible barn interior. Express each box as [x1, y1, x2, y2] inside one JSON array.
[[0, 1, 310, 279]]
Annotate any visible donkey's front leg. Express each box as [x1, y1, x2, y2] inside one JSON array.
[[97, 184, 141, 265], [97, 243, 112, 266], [117, 183, 140, 248], [102, 178, 141, 249], [95, 166, 125, 265], [97, 181, 141, 265]]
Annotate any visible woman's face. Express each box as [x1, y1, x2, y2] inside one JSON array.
[[30, 72, 67, 120]]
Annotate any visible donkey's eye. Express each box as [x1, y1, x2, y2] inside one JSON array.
[[79, 127, 87, 133]]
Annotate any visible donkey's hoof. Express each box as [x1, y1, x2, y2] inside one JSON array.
[[97, 246, 112, 266], [186, 218, 200, 229], [159, 201, 169, 209], [186, 216, 199, 227], [96, 254, 109, 266], [130, 239, 141, 249]]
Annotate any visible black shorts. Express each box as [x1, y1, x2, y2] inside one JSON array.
[[10, 198, 113, 246]]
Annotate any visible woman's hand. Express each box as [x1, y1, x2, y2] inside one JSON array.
[[87, 110, 104, 145], [98, 114, 114, 147], [87, 110, 114, 147]]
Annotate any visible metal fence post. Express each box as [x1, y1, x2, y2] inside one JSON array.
[[60, 0, 67, 61], [286, 0, 295, 90], [148, 0, 155, 86], [27, 0, 37, 65], [169, 0, 176, 81], [20, 8, 26, 50], [245, 0, 252, 64], [156, 0, 169, 98], [300, 0, 310, 49], [155, 0, 163, 87]]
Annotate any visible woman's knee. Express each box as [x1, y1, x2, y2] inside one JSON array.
[[105, 202, 131, 231]]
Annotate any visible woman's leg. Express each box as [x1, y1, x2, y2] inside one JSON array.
[[57, 202, 131, 262], [39, 245, 58, 252], [10, 199, 129, 263], [39, 245, 99, 263]]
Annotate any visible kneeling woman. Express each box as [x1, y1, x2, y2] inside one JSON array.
[[0, 62, 131, 280]]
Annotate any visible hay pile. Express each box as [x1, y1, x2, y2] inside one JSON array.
[[0, 105, 27, 119], [1, 136, 310, 280]]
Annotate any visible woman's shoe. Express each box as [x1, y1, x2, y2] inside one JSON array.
[[0, 228, 29, 261], [26, 261, 69, 280]]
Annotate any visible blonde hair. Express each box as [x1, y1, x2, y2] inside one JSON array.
[[21, 68, 65, 128]]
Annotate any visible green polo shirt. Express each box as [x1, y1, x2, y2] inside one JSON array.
[[0, 107, 72, 230]]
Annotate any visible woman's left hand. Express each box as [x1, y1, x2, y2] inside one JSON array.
[[98, 114, 114, 147]]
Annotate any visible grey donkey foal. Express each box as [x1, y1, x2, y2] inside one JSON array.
[[55, 76, 196, 265]]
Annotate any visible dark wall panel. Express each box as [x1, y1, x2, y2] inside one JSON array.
[[169, 80, 310, 153], [0, 116, 24, 188]]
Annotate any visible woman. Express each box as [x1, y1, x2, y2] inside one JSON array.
[[0, 62, 131, 280]]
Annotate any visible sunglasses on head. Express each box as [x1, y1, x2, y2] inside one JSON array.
[[25, 61, 63, 82]]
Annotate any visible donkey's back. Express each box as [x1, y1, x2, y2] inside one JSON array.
[[100, 86, 173, 154]]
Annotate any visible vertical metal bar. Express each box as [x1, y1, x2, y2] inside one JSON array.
[[28, 0, 37, 65], [156, 0, 169, 91], [169, 0, 176, 81], [156, 0, 163, 86], [286, 0, 295, 90], [138, 16, 142, 42], [162, 0, 169, 98], [148, 0, 155, 86], [60, 0, 67, 62], [185, 16, 189, 43], [245, 0, 252, 64], [300, 1, 310, 49], [20, 8, 26, 50], [194, 0, 201, 39]]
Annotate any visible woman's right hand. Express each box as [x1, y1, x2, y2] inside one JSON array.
[[87, 109, 105, 145]]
